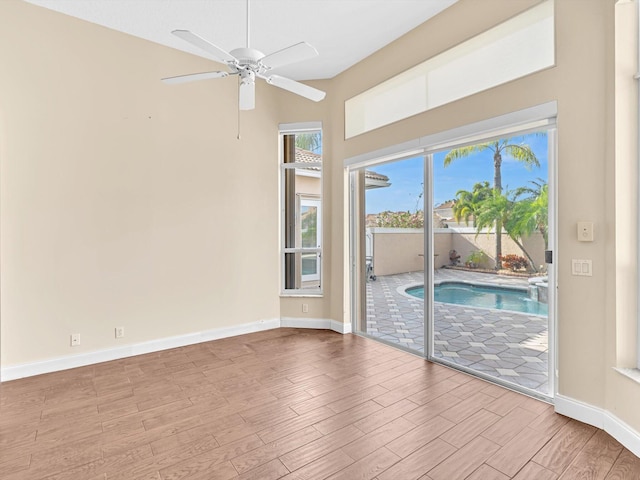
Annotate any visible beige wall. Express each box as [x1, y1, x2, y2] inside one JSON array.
[[295, 174, 321, 197], [610, 0, 640, 433], [370, 229, 424, 276], [3, 0, 640, 449], [370, 229, 546, 275], [0, 0, 281, 367], [452, 231, 546, 271], [321, 0, 640, 435]]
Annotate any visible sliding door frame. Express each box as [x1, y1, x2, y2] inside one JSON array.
[[346, 102, 558, 401]]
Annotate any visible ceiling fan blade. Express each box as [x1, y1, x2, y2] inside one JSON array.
[[264, 75, 326, 102], [172, 30, 237, 64], [239, 80, 255, 110], [162, 71, 229, 85], [260, 42, 319, 70]]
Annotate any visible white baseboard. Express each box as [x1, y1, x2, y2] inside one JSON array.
[[333, 319, 353, 334], [280, 317, 352, 334], [604, 411, 640, 458], [555, 394, 640, 458], [0, 318, 280, 382], [554, 394, 605, 428], [0, 317, 351, 382]]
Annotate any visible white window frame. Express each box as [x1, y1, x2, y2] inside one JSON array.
[[299, 197, 322, 283], [635, 0, 640, 370], [279, 122, 323, 296]]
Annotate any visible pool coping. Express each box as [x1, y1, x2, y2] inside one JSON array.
[[396, 280, 547, 318]]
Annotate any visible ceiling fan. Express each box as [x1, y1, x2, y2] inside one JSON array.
[[162, 0, 326, 110]]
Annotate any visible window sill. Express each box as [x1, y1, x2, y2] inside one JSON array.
[[613, 367, 640, 385], [280, 293, 323, 298]]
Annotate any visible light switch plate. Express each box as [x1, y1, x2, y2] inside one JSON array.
[[572, 259, 592, 276], [577, 222, 594, 242]]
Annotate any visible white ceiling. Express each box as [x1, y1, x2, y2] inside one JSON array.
[[24, 0, 458, 81]]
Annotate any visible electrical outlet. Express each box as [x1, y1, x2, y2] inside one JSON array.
[[70, 333, 81, 346], [115, 326, 125, 339], [302, 303, 309, 313]]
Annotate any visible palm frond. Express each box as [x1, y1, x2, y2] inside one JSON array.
[[443, 143, 491, 167], [503, 144, 540, 169]]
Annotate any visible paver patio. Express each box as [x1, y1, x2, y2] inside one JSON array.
[[364, 269, 549, 395]]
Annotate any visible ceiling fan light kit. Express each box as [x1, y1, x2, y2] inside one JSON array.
[[161, 0, 326, 111]]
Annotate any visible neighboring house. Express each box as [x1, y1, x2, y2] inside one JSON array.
[[434, 199, 456, 220], [295, 147, 390, 191], [434, 199, 473, 229], [294, 148, 389, 287]]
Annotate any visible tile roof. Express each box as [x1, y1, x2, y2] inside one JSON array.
[[295, 148, 389, 183], [435, 200, 456, 209], [295, 148, 322, 164]]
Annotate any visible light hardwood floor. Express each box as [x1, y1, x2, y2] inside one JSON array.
[[1, 328, 639, 480]]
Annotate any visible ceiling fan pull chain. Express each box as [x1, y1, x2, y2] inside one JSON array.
[[237, 79, 242, 140]]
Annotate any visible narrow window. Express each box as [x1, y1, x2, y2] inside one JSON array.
[[280, 125, 323, 294]]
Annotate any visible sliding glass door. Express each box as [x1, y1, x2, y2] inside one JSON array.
[[353, 156, 425, 355], [429, 132, 552, 397], [350, 125, 555, 400]]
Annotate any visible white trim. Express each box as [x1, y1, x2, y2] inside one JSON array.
[[1, 318, 281, 382], [279, 121, 322, 132], [604, 412, 640, 458], [343, 101, 558, 169], [368, 227, 424, 234], [555, 394, 605, 428], [300, 197, 322, 283], [295, 169, 321, 179], [555, 394, 640, 458], [281, 317, 352, 334], [614, 367, 640, 384], [636, 0, 640, 370], [333, 319, 352, 334], [0, 319, 352, 382], [344, 140, 422, 168], [547, 127, 558, 398]]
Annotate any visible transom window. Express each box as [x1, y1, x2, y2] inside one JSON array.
[[345, 0, 555, 138]]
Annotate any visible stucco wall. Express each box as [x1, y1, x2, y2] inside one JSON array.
[[370, 229, 424, 276], [370, 228, 546, 275], [452, 231, 546, 271]]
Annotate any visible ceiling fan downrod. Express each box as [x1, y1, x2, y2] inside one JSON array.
[[245, 0, 250, 49]]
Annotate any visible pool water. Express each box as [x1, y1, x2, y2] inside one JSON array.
[[406, 282, 548, 316]]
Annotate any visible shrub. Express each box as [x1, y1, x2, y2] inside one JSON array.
[[465, 250, 489, 269], [499, 254, 528, 271], [374, 210, 424, 228]]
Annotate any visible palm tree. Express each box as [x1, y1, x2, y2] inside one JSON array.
[[452, 181, 491, 226], [474, 189, 539, 272], [444, 137, 540, 268], [295, 133, 322, 153], [509, 180, 549, 249]]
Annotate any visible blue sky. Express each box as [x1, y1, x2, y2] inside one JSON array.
[[365, 132, 549, 214]]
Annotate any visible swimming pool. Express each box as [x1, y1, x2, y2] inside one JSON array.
[[405, 282, 547, 316]]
